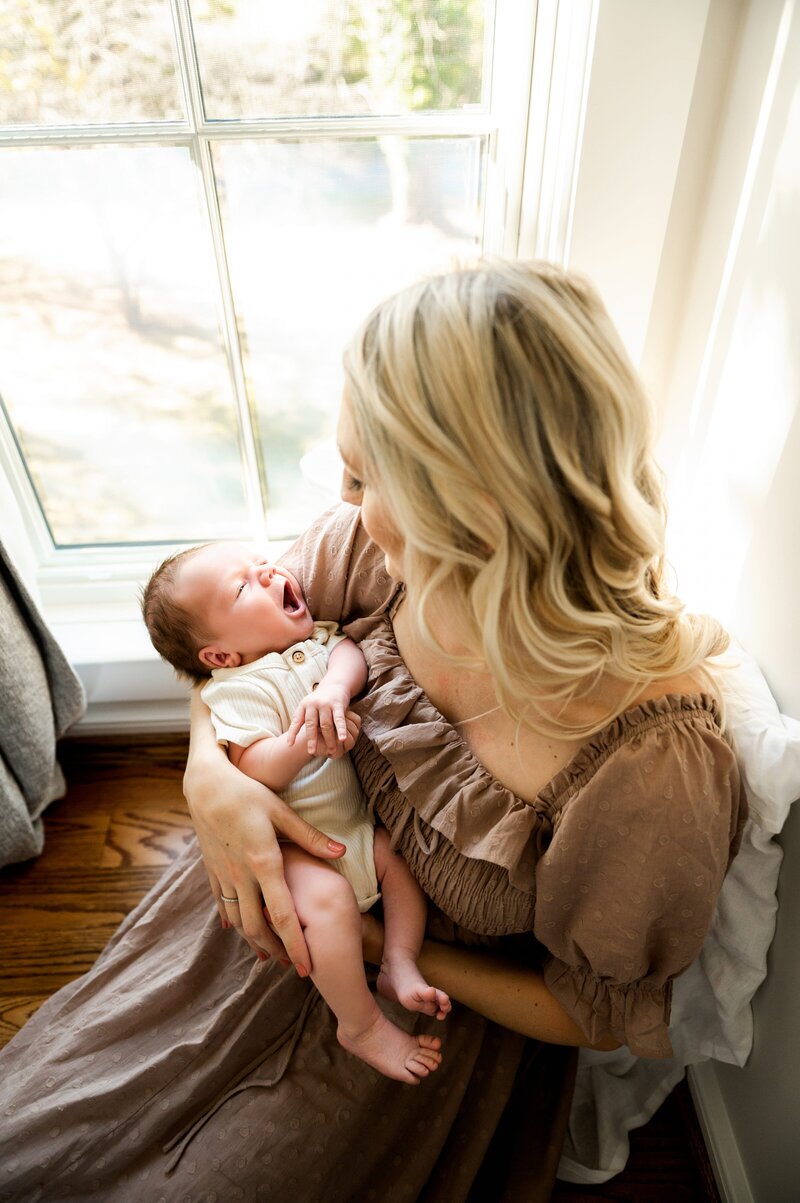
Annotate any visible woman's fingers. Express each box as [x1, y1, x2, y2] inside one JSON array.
[[275, 806, 346, 865], [253, 856, 311, 973], [236, 882, 288, 962], [205, 865, 230, 929]]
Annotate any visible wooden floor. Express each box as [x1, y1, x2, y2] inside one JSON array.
[[0, 736, 720, 1202]]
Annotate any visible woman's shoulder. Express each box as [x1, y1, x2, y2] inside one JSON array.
[[541, 687, 745, 844]]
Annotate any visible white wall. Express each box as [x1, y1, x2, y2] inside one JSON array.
[[567, 3, 800, 1198], [573, 2, 800, 1199], [667, 3, 800, 1198]]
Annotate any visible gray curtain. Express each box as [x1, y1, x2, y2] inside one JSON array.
[[0, 541, 86, 867]]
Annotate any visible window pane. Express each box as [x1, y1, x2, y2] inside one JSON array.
[[215, 136, 485, 539], [0, 0, 184, 125], [0, 145, 249, 547], [191, 0, 486, 120]]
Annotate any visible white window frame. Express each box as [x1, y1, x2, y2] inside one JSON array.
[[0, 0, 598, 731]]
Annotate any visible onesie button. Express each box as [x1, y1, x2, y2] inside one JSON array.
[[292, 650, 305, 664]]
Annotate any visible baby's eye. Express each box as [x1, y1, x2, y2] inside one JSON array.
[[236, 581, 246, 598]]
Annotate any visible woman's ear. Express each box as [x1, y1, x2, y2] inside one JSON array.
[[199, 646, 242, 670]]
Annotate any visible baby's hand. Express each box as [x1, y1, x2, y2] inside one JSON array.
[[287, 682, 356, 757], [331, 709, 362, 759]]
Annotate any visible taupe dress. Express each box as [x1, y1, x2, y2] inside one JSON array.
[[0, 505, 747, 1203]]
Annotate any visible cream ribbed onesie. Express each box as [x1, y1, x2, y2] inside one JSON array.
[[200, 621, 379, 912]]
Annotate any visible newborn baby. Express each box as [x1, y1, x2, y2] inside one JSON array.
[[142, 541, 450, 1083]]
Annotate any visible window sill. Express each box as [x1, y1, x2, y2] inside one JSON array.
[[52, 604, 192, 736]]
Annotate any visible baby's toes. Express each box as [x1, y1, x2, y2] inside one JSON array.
[[434, 989, 452, 1020], [408, 1049, 442, 1077], [414, 987, 441, 1016]]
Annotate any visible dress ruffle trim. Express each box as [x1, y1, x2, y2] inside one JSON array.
[[543, 957, 674, 1059], [354, 618, 723, 900], [353, 622, 553, 895]]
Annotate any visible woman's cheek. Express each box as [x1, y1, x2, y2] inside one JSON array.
[[362, 494, 404, 579]]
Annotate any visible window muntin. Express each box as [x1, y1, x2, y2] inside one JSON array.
[[0, 0, 500, 558], [0, 143, 249, 546], [216, 135, 485, 540]]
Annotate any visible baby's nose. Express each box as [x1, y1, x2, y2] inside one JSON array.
[[256, 563, 275, 584]]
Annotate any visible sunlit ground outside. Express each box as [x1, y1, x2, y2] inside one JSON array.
[[0, 0, 486, 549], [0, 137, 483, 546]]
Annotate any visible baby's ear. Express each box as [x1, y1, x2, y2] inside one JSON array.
[[199, 645, 242, 670]]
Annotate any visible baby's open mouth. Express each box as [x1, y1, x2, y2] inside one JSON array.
[[282, 579, 303, 614]]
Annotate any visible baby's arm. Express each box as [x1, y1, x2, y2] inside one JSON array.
[[228, 732, 313, 792], [287, 637, 368, 756], [230, 708, 362, 792]]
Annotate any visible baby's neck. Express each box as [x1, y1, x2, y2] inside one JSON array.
[[240, 641, 294, 665]]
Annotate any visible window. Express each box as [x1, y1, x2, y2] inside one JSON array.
[[0, 2, 513, 557], [0, 0, 597, 727]]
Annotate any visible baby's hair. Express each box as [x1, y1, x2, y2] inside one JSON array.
[[141, 546, 213, 685]]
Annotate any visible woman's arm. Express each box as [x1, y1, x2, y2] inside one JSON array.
[[361, 915, 619, 1050], [184, 688, 347, 973], [417, 941, 620, 1049]]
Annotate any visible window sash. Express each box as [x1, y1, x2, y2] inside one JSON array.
[[0, 0, 597, 611]]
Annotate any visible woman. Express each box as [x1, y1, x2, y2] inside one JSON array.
[[0, 261, 745, 1201]]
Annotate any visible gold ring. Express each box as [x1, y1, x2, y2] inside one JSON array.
[[220, 895, 239, 905]]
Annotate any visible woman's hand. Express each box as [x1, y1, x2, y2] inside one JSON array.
[[185, 690, 347, 975]]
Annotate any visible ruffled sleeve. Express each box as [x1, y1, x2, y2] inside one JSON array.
[[277, 503, 397, 639], [534, 696, 747, 1058]]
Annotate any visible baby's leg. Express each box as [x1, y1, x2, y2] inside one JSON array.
[[372, 827, 451, 1021], [280, 843, 442, 1084]]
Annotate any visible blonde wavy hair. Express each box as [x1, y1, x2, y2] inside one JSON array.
[[343, 259, 728, 739]]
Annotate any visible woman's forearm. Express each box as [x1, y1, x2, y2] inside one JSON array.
[[185, 688, 227, 782], [416, 939, 619, 1050]]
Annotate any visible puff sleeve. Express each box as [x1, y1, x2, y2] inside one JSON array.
[[277, 503, 396, 638], [534, 699, 746, 1058]]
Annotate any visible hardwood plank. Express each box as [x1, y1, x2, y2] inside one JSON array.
[[0, 995, 50, 1043], [99, 802, 194, 868], [0, 738, 195, 1017]]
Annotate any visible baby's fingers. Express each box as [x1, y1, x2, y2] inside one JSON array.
[[306, 708, 327, 754], [286, 705, 307, 747], [333, 701, 349, 743]]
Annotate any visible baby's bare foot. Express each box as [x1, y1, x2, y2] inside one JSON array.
[[337, 1012, 442, 1084], [377, 957, 451, 1021]]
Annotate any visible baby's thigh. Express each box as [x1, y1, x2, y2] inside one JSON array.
[[281, 842, 356, 926]]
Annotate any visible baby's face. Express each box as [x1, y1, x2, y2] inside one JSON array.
[[175, 543, 314, 666]]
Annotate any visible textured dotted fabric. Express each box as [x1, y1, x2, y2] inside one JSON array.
[[0, 504, 745, 1200]]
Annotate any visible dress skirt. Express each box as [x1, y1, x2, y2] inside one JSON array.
[[0, 836, 574, 1202]]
